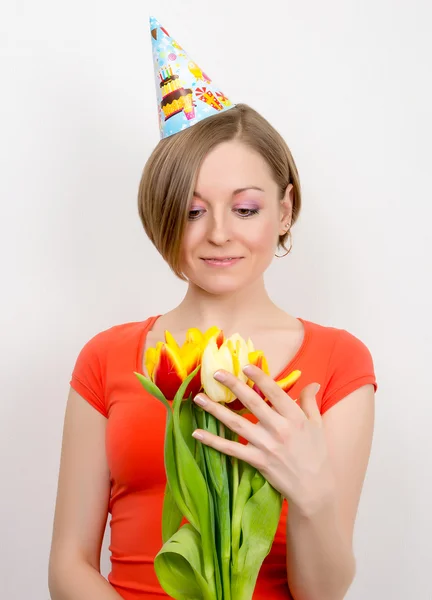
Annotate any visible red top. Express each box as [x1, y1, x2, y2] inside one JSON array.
[[70, 316, 377, 599]]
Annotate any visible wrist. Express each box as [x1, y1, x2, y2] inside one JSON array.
[[288, 479, 338, 520]]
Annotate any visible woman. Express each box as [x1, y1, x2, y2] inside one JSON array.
[[48, 103, 377, 600], [49, 20, 377, 600]]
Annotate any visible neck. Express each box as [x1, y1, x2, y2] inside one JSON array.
[[168, 276, 285, 333]]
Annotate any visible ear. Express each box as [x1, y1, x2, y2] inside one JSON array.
[[279, 184, 294, 235]]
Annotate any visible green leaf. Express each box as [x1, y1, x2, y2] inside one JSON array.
[[202, 413, 224, 497], [251, 470, 266, 496], [193, 409, 222, 600], [164, 396, 196, 528], [231, 473, 283, 600], [172, 367, 217, 596], [214, 420, 232, 600], [193, 407, 202, 469], [155, 524, 214, 600], [197, 409, 231, 600], [136, 370, 196, 531], [231, 463, 255, 566], [134, 372, 193, 535], [179, 396, 195, 457], [172, 364, 201, 406], [162, 482, 183, 544], [134, 372, 171, 411]]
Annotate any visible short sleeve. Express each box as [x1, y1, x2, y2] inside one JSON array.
[[69, 331, 108, 418], [321, 329, 378, 414]]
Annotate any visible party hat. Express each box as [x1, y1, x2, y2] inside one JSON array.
[[150, 16, 235, 139]]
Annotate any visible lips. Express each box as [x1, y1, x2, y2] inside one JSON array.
[[201, 257, 242, 261], [200, 257, 244, 267]]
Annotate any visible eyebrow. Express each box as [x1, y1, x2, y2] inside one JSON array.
[[193, 186, 265, 199]]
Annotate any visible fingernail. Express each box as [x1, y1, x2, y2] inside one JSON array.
[[242, 364, 253, 375], [192, 430, 204, 440], [213, 370, 226, 382], [194, 394, 207, 406], [314, 384, 321, 395]]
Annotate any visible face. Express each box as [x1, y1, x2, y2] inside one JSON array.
[[180, 140, 293, 295]]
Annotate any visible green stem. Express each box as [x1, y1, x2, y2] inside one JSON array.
[[172, 390, 217, 598], [231, 463, 255, 568], [218, 421, 231, 600], [230, 571, 259, 600], [193, 405, 222, 599], [230, 432, 239, 564], [231, 456, 239, 517]]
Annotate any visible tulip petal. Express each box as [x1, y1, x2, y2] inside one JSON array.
[[227, 397, 250, 414], [252, 382, 266, 400], [185, 359, 203, 398], [153, 344, 187, 400], [185, 327, 204, 346], [165, 330, 181, 353], [181, 344, 202, 373], [248, 351, 270, 375], [276, 369, 302, 392], [201, 338, 235, 403], [179, 343, 203, 398], [145, 347, 157, 380], [215, 330, 225, 349], [145, 342, 164, 379], [226, 339, 240, 378], [225, 334, 249, 383], [203, 326, 221, 345], [245, 351, 270, 397]]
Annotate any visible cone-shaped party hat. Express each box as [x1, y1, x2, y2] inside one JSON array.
[[150, 16, 235, 138]]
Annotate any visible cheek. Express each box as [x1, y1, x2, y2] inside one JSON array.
[[180, 225, 205, 266], [181, 227, 199, 253], [246, 220, 278, 250]]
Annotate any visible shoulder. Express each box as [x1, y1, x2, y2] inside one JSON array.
[[70, 318, 156, 417], [300, 318, 377, 413], [302, 317, 373, 357], [76, 318, 154, 357], [71, 317, 156, 382]]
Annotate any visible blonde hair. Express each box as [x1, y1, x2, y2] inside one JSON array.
[[138, 103, 302, 280]]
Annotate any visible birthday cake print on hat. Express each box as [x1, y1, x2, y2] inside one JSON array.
[[150, 16, 235, 138]]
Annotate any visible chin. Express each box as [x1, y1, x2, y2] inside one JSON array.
[[196, 277, 248, 296], [182, 257, 271, 294], [186, 269, 252, 295]]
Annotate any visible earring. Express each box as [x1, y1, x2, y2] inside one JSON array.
[[275, 226, 292, 258]]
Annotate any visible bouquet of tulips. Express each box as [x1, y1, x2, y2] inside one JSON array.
[[134, 327, 301, 600]]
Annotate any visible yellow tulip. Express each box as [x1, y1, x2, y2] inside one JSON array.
[[276, 369, 302, 395], [201, 333, 253, 403], [145, 327, 222, 400], [246, 351, 301, 397]]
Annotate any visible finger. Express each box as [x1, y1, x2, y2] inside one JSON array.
[[242, 364, 305, 422], [193, 393, 269, 447], [191, 425, 262, 467], [212, 370, 281, 430], [297, 383, 322, 426]]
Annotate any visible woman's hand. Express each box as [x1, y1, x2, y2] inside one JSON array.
[[192, 364, 336, 515]]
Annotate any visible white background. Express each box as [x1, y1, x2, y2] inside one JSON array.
[[1, 0, 431, 598]]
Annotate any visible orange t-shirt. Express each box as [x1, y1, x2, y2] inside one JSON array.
[[70, 315, 377, 599]]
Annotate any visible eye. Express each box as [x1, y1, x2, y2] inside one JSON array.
[[234, 208, 260, 218], [188, 209, 205, 221]]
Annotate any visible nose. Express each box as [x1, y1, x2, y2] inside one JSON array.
[[207, 214, 231, 246]]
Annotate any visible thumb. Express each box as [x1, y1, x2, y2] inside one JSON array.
[[298, 383, 322, 425]]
